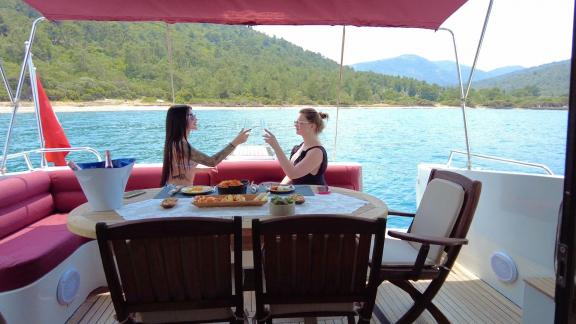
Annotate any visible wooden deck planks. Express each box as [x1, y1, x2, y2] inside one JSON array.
[[67, 263, 521, 324]]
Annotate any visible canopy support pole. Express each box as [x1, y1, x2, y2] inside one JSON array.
[[333, 25, 346, 160], [165, 24, 176, 104], [27, 54, 47, 167], [1, 17, 45, 173], [0, 60, 14, 103], [438, 0, 493, 170]]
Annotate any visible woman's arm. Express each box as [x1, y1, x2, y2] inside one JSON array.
[[187, 128, 250, 167], [188, 143, 236, 167], [264, 130, 323, 180]]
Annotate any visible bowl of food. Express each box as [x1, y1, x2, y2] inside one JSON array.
[[269, 196, 295, 216], [217, 179, 248, 194]]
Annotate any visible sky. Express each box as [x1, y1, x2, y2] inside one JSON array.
[[254, 0, 574, 71]]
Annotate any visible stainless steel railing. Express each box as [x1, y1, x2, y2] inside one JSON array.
[[447, 150, 554, 175], [0, 147, 102, 174]]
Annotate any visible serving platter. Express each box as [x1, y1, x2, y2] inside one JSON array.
[[192, 194, 268, 207]]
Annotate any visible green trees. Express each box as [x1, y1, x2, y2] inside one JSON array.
[[0, 0, 567, 108]]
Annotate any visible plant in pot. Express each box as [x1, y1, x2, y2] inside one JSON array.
[[269, 196, 295, 216]]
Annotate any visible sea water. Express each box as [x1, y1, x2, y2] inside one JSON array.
[[0, 107, 567, 228]]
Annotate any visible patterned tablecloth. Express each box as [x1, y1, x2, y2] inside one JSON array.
[[116, 193, 369, 221]]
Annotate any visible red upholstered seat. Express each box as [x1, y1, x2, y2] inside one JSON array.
[[0, 162, 360, 293], [0, 213, 90, 292], [211, 160, 362, 190]]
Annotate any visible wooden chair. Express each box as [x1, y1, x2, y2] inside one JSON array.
[[96, 216, 245, 324], [376, 169, 482, 324], [252, 215, 387, 324]]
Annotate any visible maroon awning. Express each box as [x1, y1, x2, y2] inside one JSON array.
[[23, 0, 467, 29]]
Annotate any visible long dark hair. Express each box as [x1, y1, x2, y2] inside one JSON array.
[[160, 105, 192, 186]]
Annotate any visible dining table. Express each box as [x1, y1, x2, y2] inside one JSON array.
[[67, 185, 389, 246]]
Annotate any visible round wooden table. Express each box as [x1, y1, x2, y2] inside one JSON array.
[[68, 186, 388, 242]]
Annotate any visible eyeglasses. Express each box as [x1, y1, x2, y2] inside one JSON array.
[[187, 113, 197, 120], [294, 120, 311, 125]]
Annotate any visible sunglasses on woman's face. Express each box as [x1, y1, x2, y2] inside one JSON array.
[[294, 120, 311, 125], [187, 113, 197, 121]]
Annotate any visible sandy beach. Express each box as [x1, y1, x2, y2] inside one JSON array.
[[0, 100, 456, 113]]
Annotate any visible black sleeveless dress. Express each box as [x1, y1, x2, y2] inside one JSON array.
[[289, 143, 328, 185]]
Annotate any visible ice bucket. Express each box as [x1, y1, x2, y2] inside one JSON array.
[[74, 158, 135, 211]]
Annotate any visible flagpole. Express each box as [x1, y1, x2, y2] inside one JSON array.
[[28, 54, 47, 167]]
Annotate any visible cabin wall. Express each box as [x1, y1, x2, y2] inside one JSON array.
[[417, 164, 564, 306]]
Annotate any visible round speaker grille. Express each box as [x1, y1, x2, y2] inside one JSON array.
[[490, 251, 518, 283], [57, 268, 80, 305]]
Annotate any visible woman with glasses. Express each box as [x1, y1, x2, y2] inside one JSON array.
[[160, 104, 250, 186], [263, 108, 329, 185]]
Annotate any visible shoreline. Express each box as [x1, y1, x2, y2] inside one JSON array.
[[0, 101, 567, 113]]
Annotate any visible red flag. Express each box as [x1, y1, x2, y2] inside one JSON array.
[[37, 75, 70, 166]]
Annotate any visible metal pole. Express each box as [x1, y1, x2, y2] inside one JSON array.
[[333, 25, 345, 160], [1, 17, 45, 172], [165, 24, 176, 104], [0, 60, 14, 103], [28, 55, 47, 167], [439, 27, 472, 169], [464, 0, 494, 100]]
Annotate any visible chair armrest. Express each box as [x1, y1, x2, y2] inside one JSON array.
[[388, 230, 468, 246], [387, 210, 415, 218]]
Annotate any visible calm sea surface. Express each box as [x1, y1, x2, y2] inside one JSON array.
[[0, 107, 568, 228]]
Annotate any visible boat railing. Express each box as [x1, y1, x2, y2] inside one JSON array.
[[0, 147, 102, 174], [447, 150, 554, 175]]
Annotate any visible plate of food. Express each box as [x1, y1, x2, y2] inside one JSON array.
[[192, 193, 268, 208], [180, 185, 213, 195], [268, 184, 295, 194]]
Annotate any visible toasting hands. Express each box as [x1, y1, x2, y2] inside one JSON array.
[[231, 128, 251, 147], [263, 129, 281, 150]]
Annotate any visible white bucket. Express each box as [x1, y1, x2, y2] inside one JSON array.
[[74, 159, 134, 211]]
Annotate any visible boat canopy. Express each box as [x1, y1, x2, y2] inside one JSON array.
[[22, 0, 467, 29]]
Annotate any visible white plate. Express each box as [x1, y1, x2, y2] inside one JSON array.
[[268, 184, 295, 194], [180, 185, 214, 195]]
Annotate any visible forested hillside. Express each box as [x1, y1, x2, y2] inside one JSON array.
[[474, 60, 570, 97], [0, 0, 568, 108], [352, 54, 524, 86]]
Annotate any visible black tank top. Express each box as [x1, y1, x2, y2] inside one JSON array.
[[289, 143, 328, 185]]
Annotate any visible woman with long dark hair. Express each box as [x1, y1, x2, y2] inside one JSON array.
[[263, 108, 329, 185], [160, 105, 250, 186]]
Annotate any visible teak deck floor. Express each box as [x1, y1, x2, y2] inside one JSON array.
[[66, 263, 521, 324]]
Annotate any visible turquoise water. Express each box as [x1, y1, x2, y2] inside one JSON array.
[[0, 107, 568, 228]]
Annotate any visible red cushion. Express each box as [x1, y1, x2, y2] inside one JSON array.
[[211, 160, 362, 190], [48, 170, 87, 213], [210, 160, 285, 185], [125, 165, 211, 190], [0, 172, 54, 239], [324, 163, 362, 191], [0, 213, 90, 292]]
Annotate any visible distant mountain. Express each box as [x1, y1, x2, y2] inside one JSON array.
[[473, 60, 570, 97], [351, 54, 524, 86]]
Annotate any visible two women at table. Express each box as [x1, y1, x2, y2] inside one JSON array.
[[161, 105, 328, 187]]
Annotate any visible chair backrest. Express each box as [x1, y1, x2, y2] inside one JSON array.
[[96, 216, 243, 323], [252, 215, 386, 306], [410, 170, 482, 264]]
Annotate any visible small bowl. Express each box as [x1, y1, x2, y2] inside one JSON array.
[[269, 201, 295, 216], [217, 179, 248, 194]]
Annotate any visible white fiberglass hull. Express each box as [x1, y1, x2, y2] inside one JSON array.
[[417, 164, 563, 306]]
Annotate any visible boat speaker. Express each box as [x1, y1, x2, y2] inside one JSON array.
[[57, 268, 80, 305], [490, 251, 518, 283]]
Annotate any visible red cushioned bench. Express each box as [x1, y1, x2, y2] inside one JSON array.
[[0, 161, 361, 323], [0, 161, 361, 293]]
